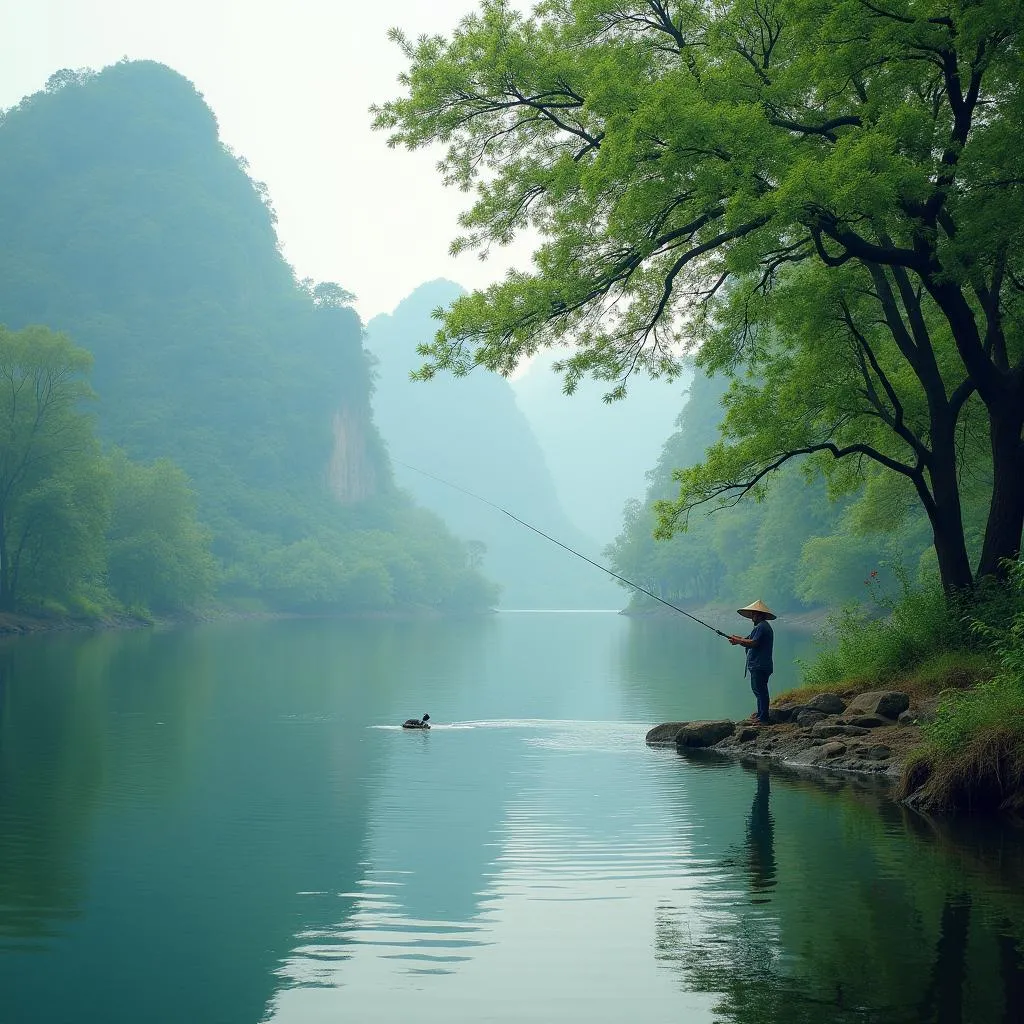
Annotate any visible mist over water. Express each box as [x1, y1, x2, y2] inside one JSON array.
[[1, 615, 1021, 1024]]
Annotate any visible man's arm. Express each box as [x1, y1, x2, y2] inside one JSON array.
[[729, 623, 762, 647]]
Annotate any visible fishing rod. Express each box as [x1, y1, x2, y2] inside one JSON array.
[[394, 460, 728, 638]]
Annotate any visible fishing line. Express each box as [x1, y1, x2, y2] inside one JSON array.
[[394, 460, 728, 638]]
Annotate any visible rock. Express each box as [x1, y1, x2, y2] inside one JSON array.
[[839, 725, 871, 736], [813, 740, 847, 761], [899, 708, 935, 727], [767, 706, 795, 724], [804, 693, 846, 715], [675, 720, 736, 748], [645, 723, 687, 746], [844, 714, 891, 729], [865, 745, 893, 761], [737, 726, 760, 743], [845, 690, 910, 720], [796, 709, 827, 726], [810, 724, 849, 739]]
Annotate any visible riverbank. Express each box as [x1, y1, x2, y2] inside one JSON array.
[[646, 687, 927, 781], [0, 609, 155, 637], [647, 681, 1024, 818], [620, 601, 828, 633], [0, 602, 506, 638]]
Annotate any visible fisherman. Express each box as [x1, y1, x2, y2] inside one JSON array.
[[727, 600, 776, 725]]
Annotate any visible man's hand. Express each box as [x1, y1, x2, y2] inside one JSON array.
[[728, 635, 741, 645]]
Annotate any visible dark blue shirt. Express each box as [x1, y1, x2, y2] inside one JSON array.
[[746, 621, 774, 675]]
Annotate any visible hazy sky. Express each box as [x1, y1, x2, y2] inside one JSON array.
[[1, 0, 533, 320]]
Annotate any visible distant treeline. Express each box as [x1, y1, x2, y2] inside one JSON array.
[[0, 62, 497, 617]]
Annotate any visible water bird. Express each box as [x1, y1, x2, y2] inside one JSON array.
[[402, 714, 430, 730]]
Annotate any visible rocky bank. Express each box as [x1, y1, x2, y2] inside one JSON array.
[[646, 689, 937, 779]]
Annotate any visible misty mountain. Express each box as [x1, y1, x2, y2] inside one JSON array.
[[365, 281, 621, 608], [0, 61, 494, 613], [511, 353, 689, 545]]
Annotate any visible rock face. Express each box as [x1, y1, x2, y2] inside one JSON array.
[[675, 720, 736, 748]]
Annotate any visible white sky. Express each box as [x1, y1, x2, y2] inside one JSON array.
[[0, 0, 534, 320]]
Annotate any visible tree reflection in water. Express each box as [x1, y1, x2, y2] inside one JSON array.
[[654, 760, 1024, 1024]]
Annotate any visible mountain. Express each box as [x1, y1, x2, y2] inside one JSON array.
[[0, 61, 494, 613], [365, 281, 621, 608], [511, 352, 690, 546]]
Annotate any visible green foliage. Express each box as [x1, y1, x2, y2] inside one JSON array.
[[799, 565, 1024, 693], [606, 369, 936, 612], [105, 451, 217, 613], [376, 0, 1024, 592], [0, 62, 497, 615], [0, 325, 109, 608], [925, 565, 1024, 754], [800, 568, 965, 689]]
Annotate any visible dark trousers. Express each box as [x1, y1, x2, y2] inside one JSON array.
[[749, 669, 771, 723]]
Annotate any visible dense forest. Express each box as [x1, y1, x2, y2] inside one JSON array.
[[606, 369, 952, 613], [365, 280, 619, 608], [0, 61, 496, 616]]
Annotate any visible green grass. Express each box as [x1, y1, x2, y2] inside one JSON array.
[[793, 563, 1024, 815]]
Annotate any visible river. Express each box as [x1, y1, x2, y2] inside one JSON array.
[[0, 612, 1021, 1023]]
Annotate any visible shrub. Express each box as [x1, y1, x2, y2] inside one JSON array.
[[800, 565, 972, 690]]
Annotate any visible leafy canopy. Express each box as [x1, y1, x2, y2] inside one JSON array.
[[375, 0, 1023, 395]]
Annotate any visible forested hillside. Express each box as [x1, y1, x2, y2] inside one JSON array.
[[606, 370, 952, 613], [0, 62, 495, 615], [365, 281, 619, 608]]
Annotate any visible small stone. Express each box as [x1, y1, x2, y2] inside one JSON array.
[[811, 724, 849, 739], [844, 714, 890, 729], [737, 726, 760, 743], [675, 720, 736, 748], [805, 693, 846, 715], [865, 745, 893, 761], [796, 709, 827, 726], [767, 707, 794, 724], [839, 725, 871, 736], [899, 708, 935, 727], [814, 740, 847, 760]]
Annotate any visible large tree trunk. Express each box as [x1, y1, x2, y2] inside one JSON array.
[[977, 400, 1024, 581], [921, 433, 976, 593]]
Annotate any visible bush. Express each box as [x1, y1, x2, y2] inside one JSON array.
[[925, 565, 1024, 753], [897, 564, 1024, 814], [800, 565, 973, 690]]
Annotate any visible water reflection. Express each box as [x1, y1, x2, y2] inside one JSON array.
[[746, 767, 776, 895], [0, 615, 1022, 1024], [656, 755, 1024, 1024]]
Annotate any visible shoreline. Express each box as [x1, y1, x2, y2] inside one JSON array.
[[0, 604, 505, 639], [620, 602, 829, 633], [646, 688, 938, 800]]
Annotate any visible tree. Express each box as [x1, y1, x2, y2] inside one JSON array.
[[374, 0, 1024, 592], [0, 325, 107, 608], [105, 452, 217, 613]]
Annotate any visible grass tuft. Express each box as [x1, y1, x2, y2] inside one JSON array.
[[895, 725, 1024, 815]]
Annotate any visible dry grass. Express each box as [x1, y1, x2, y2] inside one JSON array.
[[896, 725, 1024, 815]]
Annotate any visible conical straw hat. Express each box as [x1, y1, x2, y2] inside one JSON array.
[[737, 599, 777, 621]]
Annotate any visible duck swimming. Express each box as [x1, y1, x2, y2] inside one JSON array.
[[402, 714, 430, 730]]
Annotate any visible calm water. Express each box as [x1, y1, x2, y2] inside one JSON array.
[[0, 612, 1022, 1024]]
